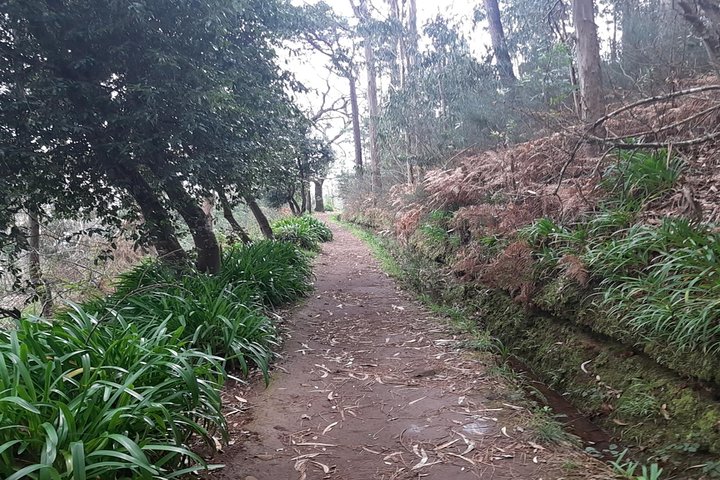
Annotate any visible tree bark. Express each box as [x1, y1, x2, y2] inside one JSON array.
[[109, 165, 188, 265], [484, 0, 516, 86], [27, 210, 53, 316], [407, 0, 418, 72], [300, 180, 308, 214], [288, 198, 300, 216], [27, 211, 41, 287], [314, 179, 325, 212], [354, 0, 382, 192], [677, 0, 720, 68], [244, 195, 274, 239], [218, 191, 252, 244], [349, 72, 364, 176], [161, 175, 221, 274], [406, 157, 415, 185], [389, 0, 405, 89], [572, 0, 604, 122], [366, 42, 382, 192]]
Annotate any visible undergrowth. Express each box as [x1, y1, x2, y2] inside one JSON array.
[[520, 149, 720, 355], [272, 215, 333, 251], [0, 239, 314, 479]]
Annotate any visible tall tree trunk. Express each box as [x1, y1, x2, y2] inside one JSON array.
[[572, 0, 604, 122], [244, 195, 274, 239], [300, 180, 308, 214], [306, 187, 313, 215], [354, 0, 382, 192], [349, 71, 364, 176], [218, 191, 252, 244], [407, 0, 418, 72], [365, 30, 382, 192], [389, 0, 405, 89], [405, 0, 418, 185], [109, 165, 188, 265], [406, 156, 415, 185], [484, 0, 516, 86], [314, 179, 325, 212], [27, 211, 41, 287], [161, 175, 221, 274], [27, 210, 53, 316]]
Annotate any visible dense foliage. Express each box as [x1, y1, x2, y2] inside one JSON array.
[[0, 238, 314, 478], [272, 215, 334, 251], [0, 0, 328, 278]]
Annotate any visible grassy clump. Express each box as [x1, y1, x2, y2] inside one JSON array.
[[594, 219, 720, 354], [0, 306, 226, 479], [521, 149, 720, 357], [603, 149, 683, 203], [1, 239, 312, 479], [272, 215, 333, 251]]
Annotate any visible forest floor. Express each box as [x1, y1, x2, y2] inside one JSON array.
[[209, 217, 614, 480]]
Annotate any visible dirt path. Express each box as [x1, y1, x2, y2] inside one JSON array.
[[212, 219, 611, 480]]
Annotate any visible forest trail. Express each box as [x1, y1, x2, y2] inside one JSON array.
[[212, 218, 609, 480]]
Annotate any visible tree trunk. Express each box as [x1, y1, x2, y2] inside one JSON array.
[[406, 157, 415, 185], [245, 195, 274, 239], [407, 0, 418, 72], [677, 0, 720, 68], [389, 0, 405, 89], [484, 0, 516, 86], [354, 0, 382, 192], [161, 175, 222, 274], [314, 179, 325, 212], [27, 210, 52, 316], [202, 196, 215, 224], [300, 180, 308, 213], [572, 0, 604, 122], [349, 72, 364, 176], [218, 191, 252, 244], [27, 211, 41, 287], [109, 165, 188, 265]]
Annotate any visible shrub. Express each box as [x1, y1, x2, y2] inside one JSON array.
[[603, 149, 683, 203], [220, 240, 313, 307], [272, 215, 333, 245], [273, 222, 321, 251], [0, 306, 225, 479], [595, 219, 720, 353], [0, 238, 314, 479], [113, 276, 277, 378]]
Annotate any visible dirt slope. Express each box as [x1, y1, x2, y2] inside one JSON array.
[[211, 218, 611, 480]]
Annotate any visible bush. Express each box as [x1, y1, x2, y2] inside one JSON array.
[[594, 219, 720, 353], [0, 306, 226, 479], [220, 240, 313, 307], [1, 238, 314, 478], [273, 223, 321, 251], [603, 149, 683, 203], [272, 215, 333, 251]]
